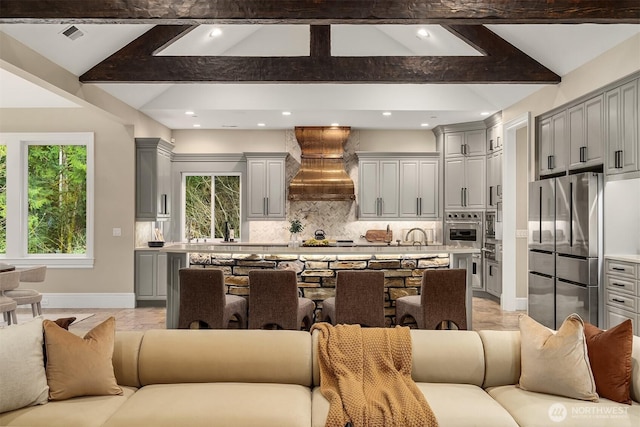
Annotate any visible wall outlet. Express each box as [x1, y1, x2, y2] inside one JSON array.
[[112, 227, 122, 237], [41, 298, 49, 307], [516, 229, 528, 238]]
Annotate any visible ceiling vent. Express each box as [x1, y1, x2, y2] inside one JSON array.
[[288, 126, 355, 201], [61, 25, 84, 41]]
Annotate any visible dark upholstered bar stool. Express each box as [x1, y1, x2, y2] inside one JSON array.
[[321, 270, 386, 327], [248, 270, 315, 330], [395, 268, 467, 330], [178, 268, 247, 329]]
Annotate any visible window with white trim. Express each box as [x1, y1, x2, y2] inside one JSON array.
[[0, 133, 94, 267]]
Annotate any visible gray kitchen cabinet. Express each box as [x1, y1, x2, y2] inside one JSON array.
[[486, 150, 502, 209], [487, 123, 502, 152], [604, 257, 639, 336], [445, 129, 486, 157], [135, 250, 167, 302], [358, 157, 399, 218], [605, 79, 639, 175], [445, 155, 486, 210], [485, 259, 502, 298], [398, 157, 440, 218], [538, 111, 567, 176], [135, 138, 173, 221], [246, 153, 287, 219], [569, 94, 604, 170]]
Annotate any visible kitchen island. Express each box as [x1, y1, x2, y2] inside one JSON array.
[[161, 243, 480, 329]]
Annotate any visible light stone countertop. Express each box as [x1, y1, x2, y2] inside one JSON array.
[[161, 242, 478, 255]]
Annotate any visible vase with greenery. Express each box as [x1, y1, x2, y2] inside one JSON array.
[[289, 218, 304, 247]]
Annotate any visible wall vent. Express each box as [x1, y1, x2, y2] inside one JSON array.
[[61, 25, 84, 41]]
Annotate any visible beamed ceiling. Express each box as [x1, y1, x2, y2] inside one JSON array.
[[2, 1, 638, 85], [1, 1, 638, 129]]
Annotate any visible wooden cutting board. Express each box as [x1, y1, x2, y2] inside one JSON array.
[[363, 229, 392, 242]]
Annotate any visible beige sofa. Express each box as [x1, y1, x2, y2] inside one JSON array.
[[1, 329, 638, 427]]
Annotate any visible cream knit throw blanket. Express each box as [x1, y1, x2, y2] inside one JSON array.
[[313, 323, 439, 427]]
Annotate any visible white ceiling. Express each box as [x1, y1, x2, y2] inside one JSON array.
[[0, 23, 638, 130]]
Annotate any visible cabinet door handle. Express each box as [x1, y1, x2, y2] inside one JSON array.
[[416, 198, 420, 216], [489, 139, 494, 151], [263, 197, 267, 215], [611, 282, 625, 287], [579, 146, 587, 163], [497, 184, 502, 197], [616, 150, 623, 168], [612, 298, 626, 304], [612, 267, 625, 271], [461, 188, 465, 207], [419, 198, 423, 216], [460, 144, 465, 155], [548, 155, 555, 170], [266, 197, 269, 215], [489, 186, 493, 206], [160, 194, 168, 215], [489, 265, 493, 276], [465, 188, 468, 206]]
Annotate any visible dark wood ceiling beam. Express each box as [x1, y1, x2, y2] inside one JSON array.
[[79, 25, 559, 84], [2, 0, 638, 24]]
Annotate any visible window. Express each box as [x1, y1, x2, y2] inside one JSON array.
[[184, 174, 240, 241], [0, 133, 94, 267]]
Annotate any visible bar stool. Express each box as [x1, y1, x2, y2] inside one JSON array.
[[248, 270, 315, 330], [4, 265, 45, 317], [395, 268, 468, 330], [178, 268, 247, 329], [0, 270, 21, 325], [321, 270, 386, 327]]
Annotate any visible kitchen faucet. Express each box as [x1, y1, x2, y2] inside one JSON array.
[[405, 228, 428, 246]]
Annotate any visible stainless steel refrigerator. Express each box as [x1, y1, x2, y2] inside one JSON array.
[[528, 172, 603, 329]]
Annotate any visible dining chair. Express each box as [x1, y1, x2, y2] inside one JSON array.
[[248, 270, 315, 330], [178, 268, 247, 329], [4, 265, 46, 317], [321, 270, 386, 327], [395, 268, 468, 330], [0, 270, 21, 325]]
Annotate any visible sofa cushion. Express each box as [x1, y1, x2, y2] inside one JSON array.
[[519, 314, 598, 401], [0, 386, 136, 427], [584, 320, 633, 404], [44, 317, 123, 400], [112, 331, 144, 388], [138, 329, 312, 387], [478, 330, 521, 388], [488, 385, 640, 427], [0, 317, 49, 414], [311, 383, 518, 427], [102, 383, 311, 427]]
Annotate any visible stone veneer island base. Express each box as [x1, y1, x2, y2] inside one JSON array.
[[161, 244, 479, 329]]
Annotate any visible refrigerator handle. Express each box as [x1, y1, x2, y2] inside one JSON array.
[[538, 186, 542, 244], [569, 181, 573, 247]]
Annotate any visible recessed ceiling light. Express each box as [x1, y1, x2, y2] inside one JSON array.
[[257, 123, 266, 127], [209, 28, 223, 38], [185, 111, 195, 115], [420, 123, 430, 127], [330, 123, 339, 127], [416, 28, 430, 39], [282, 111, 292, 116], [481, 112, 490, 116], [382, 112, 392, 116], [193, 124, 201, 128]]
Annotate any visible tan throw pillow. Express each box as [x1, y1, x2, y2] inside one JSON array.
[[43, 316, 123, 400], [0, 317, 49, 413], [584, 320, 633, 404], [518, 313, 598, 401]]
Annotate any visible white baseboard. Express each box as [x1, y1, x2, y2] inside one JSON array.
[[41, 293, 135, 309], [515, 297, 528, 311]]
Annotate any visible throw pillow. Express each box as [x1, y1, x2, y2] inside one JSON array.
[[0, 317, 49, 413], [53, 317, 76, 329], [43, 316, 123, 400], [518, 313, 598, 401], [584, 320, 633, 404]]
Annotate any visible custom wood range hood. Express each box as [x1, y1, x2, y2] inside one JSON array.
[[288, 126, 356, 201]]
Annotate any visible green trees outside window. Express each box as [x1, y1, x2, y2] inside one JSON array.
[[27, 145, 87, 254], [185, 175, 240, 240]]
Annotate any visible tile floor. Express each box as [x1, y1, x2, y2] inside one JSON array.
[[21, 297, 525, 333]]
